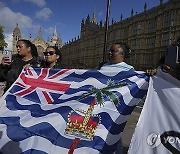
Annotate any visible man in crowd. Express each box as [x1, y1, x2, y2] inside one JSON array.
[[100, 42, 134, 72], [100, 42, 134, 154]]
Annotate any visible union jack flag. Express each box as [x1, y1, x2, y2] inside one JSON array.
[[0, 67, 148, 154]]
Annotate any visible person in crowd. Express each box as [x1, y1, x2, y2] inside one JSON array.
[[146, 56, 180, 85], [100, 42, 134, 72], [99, 42, 156, 154], [99, 42, 134, 154], [41, 46, 65, 68], [146, 36, 180, 80], [0, 39, 40, 92]]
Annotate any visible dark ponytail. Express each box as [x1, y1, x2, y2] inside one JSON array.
[[30, 43, 38, 57], [18, 39, 38, 58]]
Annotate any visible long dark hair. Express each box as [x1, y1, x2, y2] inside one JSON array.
[[18, 39, 38, 58], [46, 46, 62, 64]]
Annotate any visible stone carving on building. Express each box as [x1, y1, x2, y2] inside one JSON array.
[[12, 24, 62, 57], [61, 0, 180, 70]]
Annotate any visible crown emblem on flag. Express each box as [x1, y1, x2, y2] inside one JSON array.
[[65, 99, 101, 141]]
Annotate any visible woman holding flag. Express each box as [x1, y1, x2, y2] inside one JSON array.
[[0, 39, 40, 93]]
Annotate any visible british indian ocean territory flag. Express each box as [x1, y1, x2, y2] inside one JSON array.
[[0, 67, 148, 154]]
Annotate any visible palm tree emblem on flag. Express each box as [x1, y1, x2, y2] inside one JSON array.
[[65, 80, 128, 154]]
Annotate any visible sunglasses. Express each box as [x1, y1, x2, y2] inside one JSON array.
[[43, 51, 56, 56]]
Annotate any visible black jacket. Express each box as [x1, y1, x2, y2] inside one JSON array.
[[40, 60, 67, 69], [0, 54, 41, 92]]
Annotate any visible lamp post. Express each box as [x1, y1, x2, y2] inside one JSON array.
[[103, 0, 111, 63]]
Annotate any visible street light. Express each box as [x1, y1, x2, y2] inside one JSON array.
[[103, 0, 111, 63]]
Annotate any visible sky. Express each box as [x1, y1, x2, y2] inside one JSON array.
[[0, 0, 168, 50]]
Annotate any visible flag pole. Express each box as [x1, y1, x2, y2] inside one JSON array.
[[103, 0, 111, 63]]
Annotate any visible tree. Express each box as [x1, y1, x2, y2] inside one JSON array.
[[78, 80, 127, 107], [67, 80, 128, 154], [0, 25, 7, 50]]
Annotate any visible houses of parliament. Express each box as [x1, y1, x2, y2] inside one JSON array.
[[12, 24, 62, 58], [12, 0, 180, 70]]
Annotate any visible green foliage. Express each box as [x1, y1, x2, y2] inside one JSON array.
[[78, 79, 128, 107], [0, 25, 8, 50]]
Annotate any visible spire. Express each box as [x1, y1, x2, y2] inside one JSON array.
[[82, 18, 85, 24], [85, 14, 90, 24], [160, 0, 163, 5], [99, 20, 103, 28], [47, 37, 50, 44], [12, 23, 21, 53], [53, 25, 57, 39], [144, 3, 147, 11], [38, 27, 42, 37], [29, 33, 32, 41], [81, 18, 85, 28], [50, 26, 59, 46], [91, 7, 97, 24], [13, 23, 21, 33], [112, 18, 114, 25], [120, 14, 123, 21], [57, 33, 62, 42], [131, 9, 134, 17], [56, 33, 62, 48]]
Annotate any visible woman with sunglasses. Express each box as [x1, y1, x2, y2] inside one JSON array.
[[0, 39, 40, 93], [41, 46, 64, 68]]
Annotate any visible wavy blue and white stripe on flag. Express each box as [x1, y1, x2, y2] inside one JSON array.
[[0, 67, 148, 154]]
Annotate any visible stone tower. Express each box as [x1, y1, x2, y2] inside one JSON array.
[[91, 8, 97, 24], [12, 23, 21, 53], [51, 26, 58, 45], [32, 27, 47, 57], [12, 24, 63, 58], [80, 12, 99, 38], [49, 26, 62, 48]]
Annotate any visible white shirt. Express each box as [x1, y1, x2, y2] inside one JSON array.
[[100, 62, 134, 72]]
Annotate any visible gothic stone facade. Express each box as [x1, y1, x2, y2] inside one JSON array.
[[12, 24, 62, 57], [61, 0, 180, 70]]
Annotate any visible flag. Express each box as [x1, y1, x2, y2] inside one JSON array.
[[128, 72, 180, 154], [0, 67, 148, 154]]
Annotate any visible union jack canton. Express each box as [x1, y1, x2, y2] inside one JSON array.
[[0, 67, 148, 154]]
